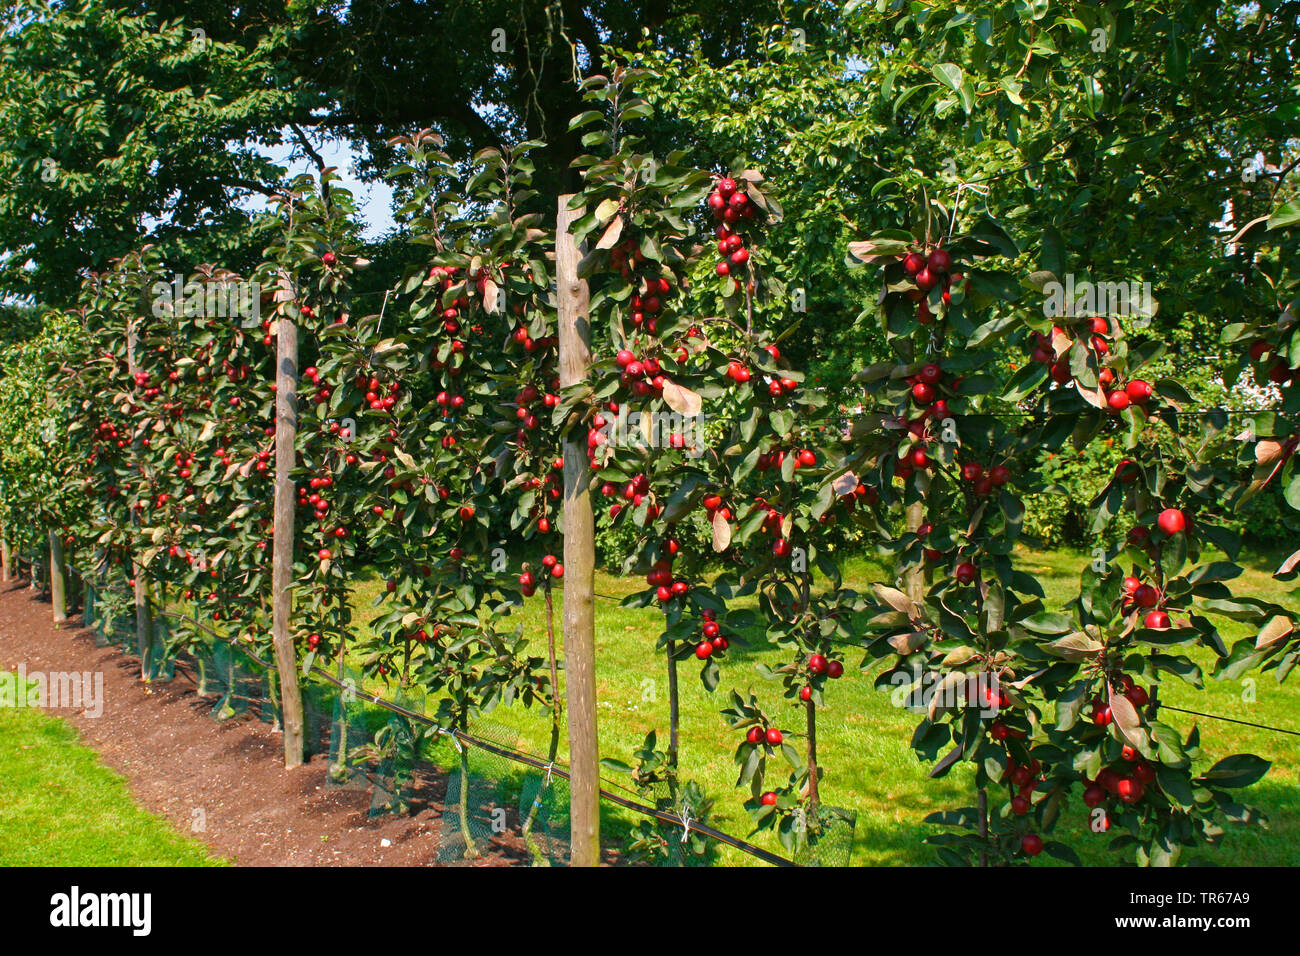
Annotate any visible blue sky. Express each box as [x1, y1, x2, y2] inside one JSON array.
[[254, 132, 396, 240]]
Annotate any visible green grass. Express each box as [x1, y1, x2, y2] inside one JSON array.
[[0, 703, 222, 866], [348, 545, 1300, 866]]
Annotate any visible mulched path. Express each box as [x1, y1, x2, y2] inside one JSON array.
[[0, 580, 540, 866]]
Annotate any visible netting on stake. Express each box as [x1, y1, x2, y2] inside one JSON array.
[[518, 757, 571, 866], [362, 683, 429, 818], [82, 575, 134, 649], [792, 805, 856, 867], [325, 662, 374, 792], [148, 611, 175, 683]]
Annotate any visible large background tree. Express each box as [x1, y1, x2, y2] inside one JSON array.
[[0, 0, 808, 308], [0, 0, 300, 302]]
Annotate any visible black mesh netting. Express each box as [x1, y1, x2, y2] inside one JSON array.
[[421, 721, 541, 864], [792, 804, 857, 867], [324, 664, 375, 792], [83, 577, 134, 649], [302, 679, 337, 759], [197, 639, 261, 720], [362, 683, 427, 817], [146, 612, 175, 683], [67, 571, 808, 867], [183, 640, 222, 699], [516, 750, 571, 866], [620, 780, 716, 867]]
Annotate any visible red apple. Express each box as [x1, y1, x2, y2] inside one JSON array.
[[927, 248, 952, 273], [1144, 610, 1171, 630], [1125, 379, 1153, 404], [1157, 508, 1186, 535], [1116, 777, 1144, 804]]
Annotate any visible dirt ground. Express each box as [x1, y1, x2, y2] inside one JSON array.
[[0, 580, 540, 866]]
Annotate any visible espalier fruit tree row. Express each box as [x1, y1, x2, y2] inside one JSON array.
[[0, 73, 1291, 867]]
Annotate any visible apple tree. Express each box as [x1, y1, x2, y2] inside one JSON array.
[[845, 209, 1271, 865]]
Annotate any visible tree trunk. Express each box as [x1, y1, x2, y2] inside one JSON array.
[[457, 716, 478, 859], [331, 642, 349, 782], [806, 698, 819, 810], [557, 194, 599, 867], [978, 787, 989, 867], [195, 653, 213, 697], [271, 312, 306, 769], [125, 320, 154, 680], [905, 472, 931, 603], [978, 566, 1003, 868], [666, 640, 680, 777]]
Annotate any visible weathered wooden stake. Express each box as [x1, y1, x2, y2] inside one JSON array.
[[272, 312, 306, 769], [49, 528, 67, 624], [904, 472, 931, 604], [125, 321, 154, 679], [557, 195, 600, 867]]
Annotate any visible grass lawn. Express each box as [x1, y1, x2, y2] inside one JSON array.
[[0, 704, 221, 866], [348, 545, 1300, 866]]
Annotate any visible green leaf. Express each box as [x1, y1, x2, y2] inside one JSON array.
[[1268, 200, 1300, 231], [1198, 754, 1271, 789], [1001, 361, 1048, 401], [931, 63, 964, 93], [1082, 76, 1104, 115]]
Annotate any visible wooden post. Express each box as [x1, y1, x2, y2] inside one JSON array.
[[557, 194, 600, 867], [806, 698, 819, 807], [272, 313, 306, 769], [133, 563, 153, 677], [904, 472, 931, 604], [125, 321, 154, 679], [1, 530, 12, 582], [666, 642, 680, 771], [977, 570, 1002, 867], [49, 528, 67, 624]]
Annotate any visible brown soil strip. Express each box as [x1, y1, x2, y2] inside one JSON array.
[[0, 581, 537, 866]]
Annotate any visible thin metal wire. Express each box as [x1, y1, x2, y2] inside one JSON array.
[[1158, 704, 1300, 738]]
